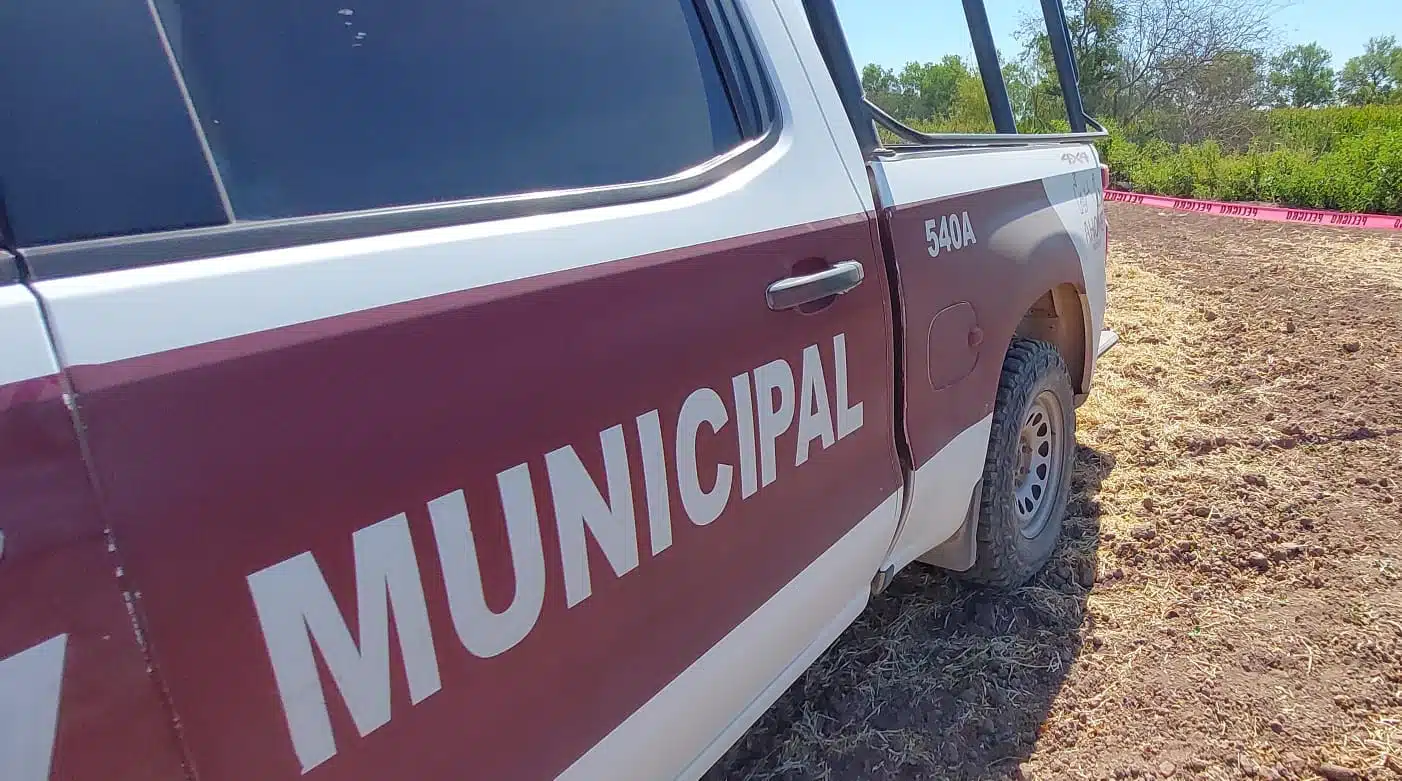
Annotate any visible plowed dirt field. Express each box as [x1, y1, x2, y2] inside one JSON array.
[[706, 202, 1402, 781]]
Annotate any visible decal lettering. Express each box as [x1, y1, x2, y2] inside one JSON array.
[[1171, 199, 1213, 213], [429, 467, 545, 659], [248, 334, 866, 769], [248, 514, 442, 773], [753, 358, 795, 488], [925, 211, 977, 258], [0, 634, 67, 781], [834, 333, 864, 439], [636, 410, 673, 555], [676, 386, 733, 526], [546, 425, 640, 606], [730, 373, 759, 499], [794, 345, 835, 467], [1070, 169, 1108, 255]]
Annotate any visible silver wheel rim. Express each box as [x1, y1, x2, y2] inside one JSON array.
[[1014, 390, 1064, 539]]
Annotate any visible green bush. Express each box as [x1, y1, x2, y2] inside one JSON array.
[[1265, 106, 1402, 155], [1105, 104, 1402, 215]]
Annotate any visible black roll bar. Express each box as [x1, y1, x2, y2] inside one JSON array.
[[1039, 0, 1088, 132], [961, 0, 1016, 134], [866, 96, 1105, 148], [797, 0, 1101, 153], [799, 0, 883, 154]]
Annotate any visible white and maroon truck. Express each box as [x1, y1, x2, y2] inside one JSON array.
[[0, 0, 1113, 778]]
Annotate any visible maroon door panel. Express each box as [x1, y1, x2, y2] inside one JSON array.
[[0, 376, 189, 781], [883, 180, 1086, 467], [65, 217, 901, 780]]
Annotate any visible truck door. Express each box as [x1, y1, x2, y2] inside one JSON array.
[[0, 258, 188, 781], [802, 0, 1109, 570], [8, 0, 903, 779]]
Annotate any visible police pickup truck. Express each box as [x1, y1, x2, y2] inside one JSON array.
[[0, 0, 1112, 778]]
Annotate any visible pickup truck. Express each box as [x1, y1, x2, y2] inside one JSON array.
[[0, 0, 1111, 779]]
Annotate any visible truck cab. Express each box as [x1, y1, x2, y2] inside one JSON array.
[[0, 0, 1109, 778]]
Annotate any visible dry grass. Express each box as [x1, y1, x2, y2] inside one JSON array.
[[707, 205, 1402, 781]]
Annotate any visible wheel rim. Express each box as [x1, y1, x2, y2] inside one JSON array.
[[1013, 390, 1065, 539]]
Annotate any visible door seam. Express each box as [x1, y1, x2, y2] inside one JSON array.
[[18, 262, 202, 781]]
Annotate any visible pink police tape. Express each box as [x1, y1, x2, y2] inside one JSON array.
[[1105, 190, 1402, 231]]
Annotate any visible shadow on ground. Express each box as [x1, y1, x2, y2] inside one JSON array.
[[704, 444, 1114, 781]]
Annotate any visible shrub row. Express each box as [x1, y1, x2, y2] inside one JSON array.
[[1099, 106, 1402, 215]]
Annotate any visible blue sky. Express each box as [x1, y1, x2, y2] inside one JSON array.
[[833, 0, 1393, 72]]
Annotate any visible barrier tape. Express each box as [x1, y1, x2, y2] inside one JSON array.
[[1105, 189, 1402, 231]]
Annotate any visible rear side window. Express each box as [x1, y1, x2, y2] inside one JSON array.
[[0, 0, 228, 246], [156, 0, 748, 220]]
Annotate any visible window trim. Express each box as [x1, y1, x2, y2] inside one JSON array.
[[698, 0, 761, 137], [20, 0, 781, 282]]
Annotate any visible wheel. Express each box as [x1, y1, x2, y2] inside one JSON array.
[[959, 338, 1076, 589]]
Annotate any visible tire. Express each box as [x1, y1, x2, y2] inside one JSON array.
[[959, 338, 1076, 590]]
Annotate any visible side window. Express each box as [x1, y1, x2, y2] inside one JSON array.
[[155, 0, 751, 220], [0, 0, 227, 246]]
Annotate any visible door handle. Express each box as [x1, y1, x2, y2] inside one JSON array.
[[766, 260, 865, 311]]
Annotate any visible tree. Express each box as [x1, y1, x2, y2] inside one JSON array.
[[901, 56, 971, 121], [861, 56, 983, 126], [1019, 0, 1122, 119], [1017, 0, 1279, 123], [1111, 0, 1279, 119], [861, 63, 907, 118], [947, 68, 996, 132], [1338, 36, 1402, 105], [1154, 49, 1268, 144], [1268, 43, 1336, 107]]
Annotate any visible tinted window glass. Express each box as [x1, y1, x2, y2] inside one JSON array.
[[0, 0, 227, 246], [155, 0, 746, 220]]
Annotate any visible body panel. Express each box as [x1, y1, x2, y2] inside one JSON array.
[[885, 415, 993, 573], [564, 490, 901, 781], [871, 145, 1105, 567], [47, 220, 901, 781], [0, 287, 189, 781], [30, 4, 905, 775]]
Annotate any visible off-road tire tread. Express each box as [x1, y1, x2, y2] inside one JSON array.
[[959, 337, 1075, 590]]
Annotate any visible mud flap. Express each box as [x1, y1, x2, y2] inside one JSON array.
[[1096, 329, 1120, 358], [916, 482, 981, 572], [1076, 329, 1120, 407]]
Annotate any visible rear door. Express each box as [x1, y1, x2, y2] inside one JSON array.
[[8, 0, 903, 779]]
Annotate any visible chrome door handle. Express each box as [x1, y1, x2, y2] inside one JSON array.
[[765, 260, 865, 311]]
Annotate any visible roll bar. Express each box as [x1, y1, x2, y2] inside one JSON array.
[[866, 97, 1106, 149], [961, 0, 1016, 134], [799, 0, 1103, 154], [1040, 0, 1088, 132]]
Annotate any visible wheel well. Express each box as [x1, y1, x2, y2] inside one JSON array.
[[1013, 285, 1088, 394]]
